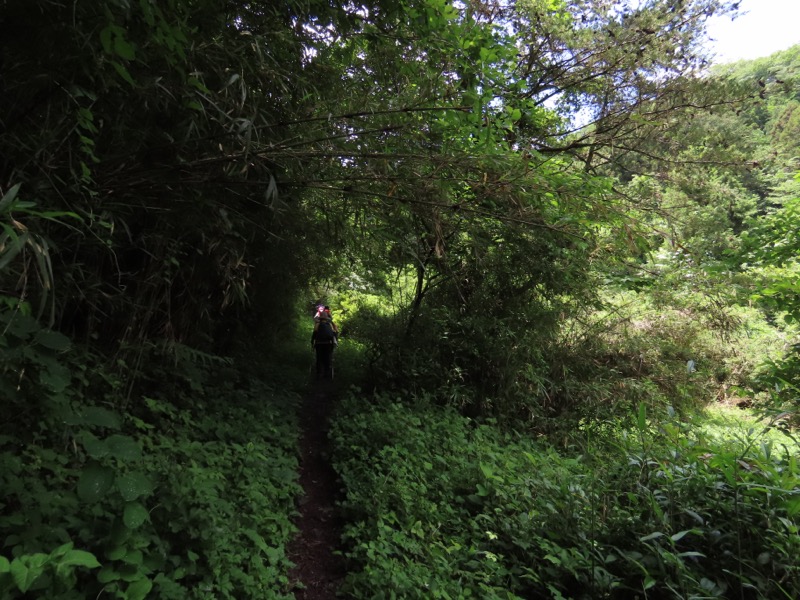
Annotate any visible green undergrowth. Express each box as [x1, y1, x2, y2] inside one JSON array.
[[700, 404, 799, 452], [330, 393, 800, 599], [1, 312, 303, 598], [562, 292, 790, 421]]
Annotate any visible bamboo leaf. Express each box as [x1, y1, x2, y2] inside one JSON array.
[[114, 36, 136, 61], [111, 61, 136, 86], [637, 403, 647, 432], [639, 531, 663, 542], [0, 183, 22, 212], [0, 232, 28, 271], [670, 529, 697, 542]]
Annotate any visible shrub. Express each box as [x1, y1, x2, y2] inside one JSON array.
[[331, 393, 800, 599], [0, 311, 302, 598]]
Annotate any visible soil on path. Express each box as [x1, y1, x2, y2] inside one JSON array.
[[288, 381, 345, 599]]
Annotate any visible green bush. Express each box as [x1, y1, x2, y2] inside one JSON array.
[[331, 393, 800, 599], [0, 311, 302, 598], [535, 289, 792, 434]]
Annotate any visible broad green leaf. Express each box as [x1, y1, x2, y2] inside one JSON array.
[[0, 556, 9, 572], [60, 550, 101, 569], [117, 472, 154, 501], [107, 546, 127, 561], [10, 560, 33, 592], [110, 520, 132, 545], [120, 550, 143, 566], [39, 363, 71, 393], [77, 463, 114, 502], [48, 542, 74, 559], [106, 435, 142, 461], [123, 502, 149, 529], [126, 577, 153, 600], [3, 314, 39, 339], [82, 433, 109, 459], [80, 407, 122, 430], [34, 329, 71, 351], [97, 566, 120, 584], [10, 554, 48, 592]]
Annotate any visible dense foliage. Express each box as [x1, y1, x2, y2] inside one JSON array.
[[332, 393, 799, 599], [0, 312, 304, 597], [2, 0, 800, 596], [613, 44, 800, 420]]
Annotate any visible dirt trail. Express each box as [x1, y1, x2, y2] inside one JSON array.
[[288, 382, 344, 599]]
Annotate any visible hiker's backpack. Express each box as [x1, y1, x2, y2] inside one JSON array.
[[314, 305, 333, 322], [315, 320, 335, 343]]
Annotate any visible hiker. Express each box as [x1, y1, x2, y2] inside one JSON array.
[[313, 305, 339, 342], [311, 312, 337, 379]]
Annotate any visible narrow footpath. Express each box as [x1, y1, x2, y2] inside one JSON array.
[[288, 382, 345, 598]]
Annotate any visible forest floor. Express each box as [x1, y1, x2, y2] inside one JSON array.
[[287, 380, 345, 599]]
